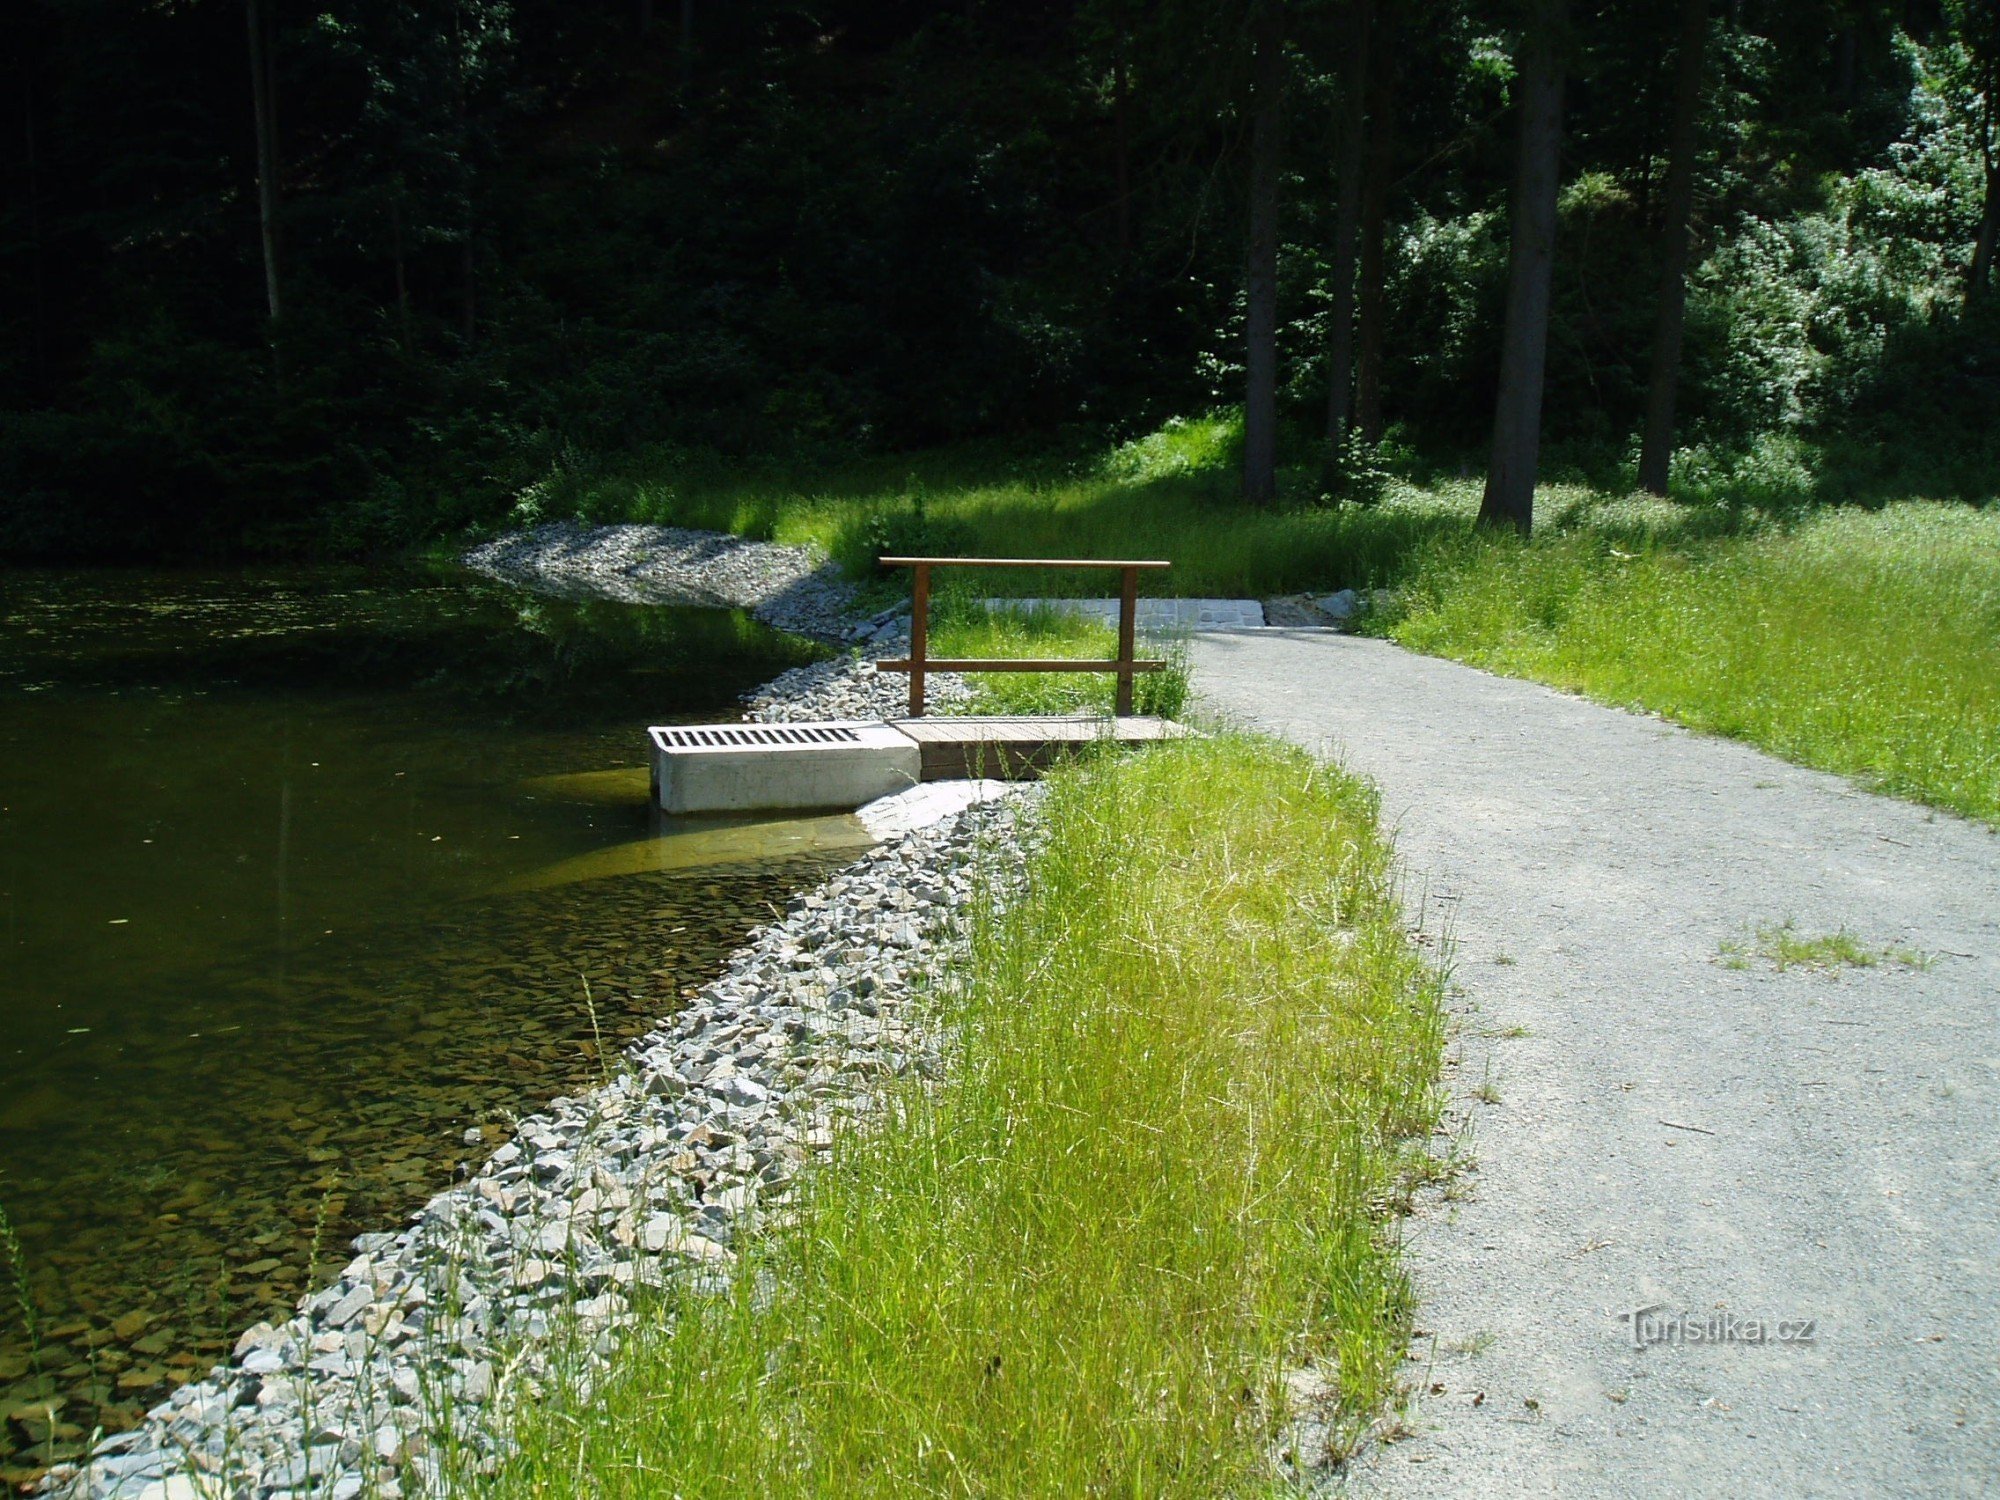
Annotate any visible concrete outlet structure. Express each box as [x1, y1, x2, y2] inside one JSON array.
[[981, 596, 1265, 630], [648, 721, 921, 814]]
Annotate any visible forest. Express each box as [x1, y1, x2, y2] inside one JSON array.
[[6, 7, 2000, 1494], [2, 0, 1997, 557]]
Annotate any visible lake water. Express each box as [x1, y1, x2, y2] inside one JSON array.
[[0, 567, 852, 1479]]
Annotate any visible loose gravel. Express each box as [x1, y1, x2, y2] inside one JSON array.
[[1191, 629, 2000, 1500], [42, 797, 1025, 1500], [462, 523, 864, 643], [739, 644, 973, 724]]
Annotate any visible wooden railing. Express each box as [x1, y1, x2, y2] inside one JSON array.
[[875, 556, 1172, 717]]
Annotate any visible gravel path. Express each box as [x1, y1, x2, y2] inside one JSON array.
[[1190, 630, 2000, 1499]]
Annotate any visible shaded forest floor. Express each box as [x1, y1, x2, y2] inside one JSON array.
[[482, 415, 2000, 826]]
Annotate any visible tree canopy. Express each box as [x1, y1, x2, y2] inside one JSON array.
[[2, 0, 1994, 556]]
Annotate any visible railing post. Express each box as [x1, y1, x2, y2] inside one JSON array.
[[874, 556, 1169, 712], [908, 561, 931, 718], [1115, 564, 1138, 716]]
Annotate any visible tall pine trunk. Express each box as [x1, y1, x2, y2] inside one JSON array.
[[1354, 25, 1398, 447], [461, 232, 477, 345], [1479, 0, 1566, 536], [1969, 64, 1996, 306], [245, 0, 282, 326], [390, 197, 411, 344], [1114, 34, 1132, 256], [1974, 162, 1998, 303], [1242, 0, 1284, 507], [1321, 0, 1373, 479], [23, 79, 46, 385], [1637, 0, 1708, 495]]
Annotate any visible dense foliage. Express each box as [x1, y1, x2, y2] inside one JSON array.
[[3, 0, 1995, 557]]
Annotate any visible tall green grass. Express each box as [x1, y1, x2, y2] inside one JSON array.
[[1384, 502, 2000, 824], [497, 414, 1467, 599], [470, 736, 1445, 1496], [510, 414, 1999, 822], [930, 602, 1191, 717]]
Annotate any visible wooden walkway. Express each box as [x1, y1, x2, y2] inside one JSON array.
[[891, 715, 1187, 782]]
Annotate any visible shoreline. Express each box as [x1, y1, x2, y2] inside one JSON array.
[[41, 540, 1006, 1500], [461, 522, 872, 645], [466, 520, 974, 723]]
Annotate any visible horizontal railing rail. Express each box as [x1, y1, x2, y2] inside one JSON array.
[[874, 555, 1172, 717]]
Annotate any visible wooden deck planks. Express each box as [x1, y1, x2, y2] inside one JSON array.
[[890, 715, 1187, 782]]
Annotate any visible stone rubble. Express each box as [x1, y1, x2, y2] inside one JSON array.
[[464, 520, 980, 723], [1259, 587, 1398, 629], [41, 637, 1025, 1500], [461, 522, 865, 643], [738, 639, 974, 724]]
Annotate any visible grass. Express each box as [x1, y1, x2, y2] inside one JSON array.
[[1383, 498, 2000, 825], [506, 412, 2000, 825], [468, 735, 1445, 1495], [497, 414, 1466, 600], [930, 601, 1191, 718], [1718, 920, 1931, 973]]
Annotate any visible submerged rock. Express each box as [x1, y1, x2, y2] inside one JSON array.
[[41, 769, 1029, 1500]]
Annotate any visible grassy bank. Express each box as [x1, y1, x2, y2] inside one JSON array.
[[499, 417, 1465, 598], [1382, 500, 2000, 824], [510, 416, 2000, 821], [930, 602, 1192, 717], [470, 736, 1445, 1495]]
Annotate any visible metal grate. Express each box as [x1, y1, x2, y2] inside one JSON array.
[[656, 723, 865, 750]]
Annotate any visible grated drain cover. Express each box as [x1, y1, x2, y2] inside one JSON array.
[[655, 723, 864, 750]]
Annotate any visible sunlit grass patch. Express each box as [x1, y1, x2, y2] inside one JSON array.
[[1383, 502, 2000, 825], [470, 735, 1445, 1496], [929, 600, 1190, 718], [528, 418, 1998, 825], [513, 414, 1472, 601], [1718, 919, 1931, 973]]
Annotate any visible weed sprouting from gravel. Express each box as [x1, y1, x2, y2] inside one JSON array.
[[1719, 921, 1931, 973]]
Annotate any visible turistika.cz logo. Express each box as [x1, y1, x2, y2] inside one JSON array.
[[1617, 1304, 1817, 1350]]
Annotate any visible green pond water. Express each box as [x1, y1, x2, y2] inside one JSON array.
[[0, 567, 857, 1479]]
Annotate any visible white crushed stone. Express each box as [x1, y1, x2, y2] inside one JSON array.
[[463, 522, 864, 643], [40, 548, 1025, 1500]]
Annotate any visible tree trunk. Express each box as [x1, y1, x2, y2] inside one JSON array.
[[1321, 0, 1372, 479], [1637, 0, 1708, 495], [1478, 0, 1566, 536], [246, 0, 282, 325], [390, 197, 411, 344], [1354, 22, 1398, 447], [23, 80, 45, 384], [452, 7, 476, 348], [1242, 0, 1284, 507], [1969, 69, 1996, 306], [1972, 164, 1998, 303], [461, 231, 477, 345], [1114, 33, 1132, 256]]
